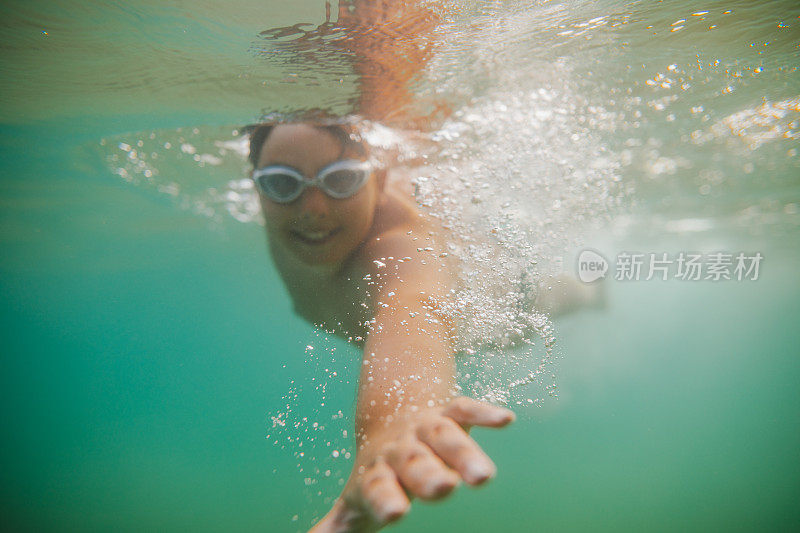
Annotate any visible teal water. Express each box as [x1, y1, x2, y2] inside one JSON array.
[[2, 1, 799, 531]]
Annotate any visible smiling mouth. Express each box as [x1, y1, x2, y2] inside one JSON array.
[[291, 227, 341, 245]]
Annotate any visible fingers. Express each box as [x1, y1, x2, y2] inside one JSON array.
[[443, 397, 516, 428], [417, 416, 497, 485], [359, 458, 410, 525], [385, 440, 460, 500], [309, 500, 357, 533], [312, 461, 409, 533], [316, 398, 514, 531]]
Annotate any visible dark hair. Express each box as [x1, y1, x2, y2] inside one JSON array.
[[247, 122, 367, 168]]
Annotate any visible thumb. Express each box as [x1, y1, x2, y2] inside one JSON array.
[[308, 501, 345, 533], [443, 397, 516, 428], [309, 499, 369, 533]]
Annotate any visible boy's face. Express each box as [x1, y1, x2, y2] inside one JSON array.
[[256, 124, 381, 267]]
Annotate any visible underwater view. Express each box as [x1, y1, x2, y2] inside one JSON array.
[[1, 0, 798, 531]]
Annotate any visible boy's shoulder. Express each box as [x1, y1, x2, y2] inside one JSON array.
[[350, 189, 452, 288], [360, 186, 429, 257]]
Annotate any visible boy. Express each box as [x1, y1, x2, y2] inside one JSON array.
[[249, 119, 515, 532]]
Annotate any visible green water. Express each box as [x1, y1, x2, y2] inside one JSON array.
[[2, 1, 799, 531]]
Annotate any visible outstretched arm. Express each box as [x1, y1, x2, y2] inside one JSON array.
[[311, 230, 514, 532], [335, 0, 443, 127]]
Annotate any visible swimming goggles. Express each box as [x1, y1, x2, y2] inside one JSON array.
[[252, 160, 372, 204]]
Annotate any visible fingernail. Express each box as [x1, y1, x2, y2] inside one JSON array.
[[493, 409, 515, 425], [420, 475, 450, 499], [379, 501, 408, 523], [464, 462, 495, 484]]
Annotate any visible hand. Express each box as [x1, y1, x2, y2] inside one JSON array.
[[310, 397, 515, 533]]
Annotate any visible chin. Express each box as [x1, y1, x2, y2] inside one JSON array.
[[286, 236, 352, 267]]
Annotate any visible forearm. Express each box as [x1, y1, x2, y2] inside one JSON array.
[[315, 254, 514, 531], [355, 301, 455, 444]]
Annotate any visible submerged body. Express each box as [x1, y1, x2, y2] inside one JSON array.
[[261, 126, 426, 343], [253, 123, 514, 531], [251, 4, 602, 526]]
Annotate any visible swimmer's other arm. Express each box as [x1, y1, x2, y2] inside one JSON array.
[[311, 231, 515, 532]]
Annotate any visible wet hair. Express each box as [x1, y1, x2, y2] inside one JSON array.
[[247, 122, 367, 168]]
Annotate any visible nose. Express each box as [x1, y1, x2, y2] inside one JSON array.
[[297, 186, 330, 221]]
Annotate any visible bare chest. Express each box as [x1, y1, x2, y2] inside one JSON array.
[[286, 273, 373, 343]]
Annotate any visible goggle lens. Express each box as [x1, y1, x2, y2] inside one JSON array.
[[322, 168, 367, 198], [258, 172, 303, 203]]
